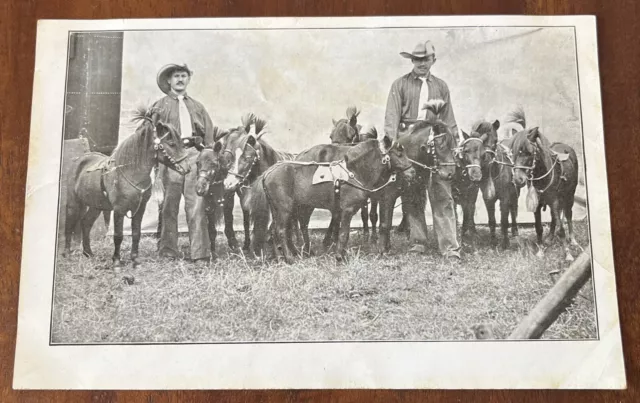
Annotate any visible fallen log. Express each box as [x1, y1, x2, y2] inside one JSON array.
[[508, 250, 592, 339]]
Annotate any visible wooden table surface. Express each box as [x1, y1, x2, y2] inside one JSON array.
[[1, 0, 638, 401]]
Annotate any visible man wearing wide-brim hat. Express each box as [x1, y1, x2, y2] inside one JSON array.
[[153, 63, 215, 265], [383, 40, 461, 261]]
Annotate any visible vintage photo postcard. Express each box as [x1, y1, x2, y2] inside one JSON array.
[[14, 16, 625, 389]]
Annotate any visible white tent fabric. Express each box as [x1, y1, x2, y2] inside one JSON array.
[[113, 27, 588, 234]]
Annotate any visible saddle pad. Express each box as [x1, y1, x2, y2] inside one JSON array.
[[86, 157, 112, 173], [552, 150, 571, 161], [312, 161, 350, 185]]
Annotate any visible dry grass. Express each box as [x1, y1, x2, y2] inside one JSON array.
[[52, 220, 596, 343]]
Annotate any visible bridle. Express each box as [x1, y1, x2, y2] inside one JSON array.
[[454, 137, 485, 175], [224, 140, 261, 187], [513, 140, 559, 193], [408, 132, 457, 174]]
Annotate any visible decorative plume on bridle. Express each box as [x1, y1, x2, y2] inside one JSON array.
[[212, 126, 229, 142], [506, 106, 527, 129], [240, 112, 268, 139], [422, 99, 447, 117], [130, 104, 160, 125]]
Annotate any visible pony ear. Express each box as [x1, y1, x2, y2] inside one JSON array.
[[527, 127, 540, 142], [381, 135, 392, 151], [213, 141, 223, 152], [492, 119, 500, 130], [461, 130, 469, 140], [332, 119, 338, 127], [247, 135, 257, 147], [511, 128, 517, 136]]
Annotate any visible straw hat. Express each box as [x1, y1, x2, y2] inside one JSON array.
[[400, 40, 436, 59]]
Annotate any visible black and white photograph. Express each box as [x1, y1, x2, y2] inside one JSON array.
[[14, 16, 625, 389]]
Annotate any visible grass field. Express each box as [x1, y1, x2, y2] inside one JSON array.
[[51, 220, 595, 343]]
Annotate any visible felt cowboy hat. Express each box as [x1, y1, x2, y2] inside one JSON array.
[[400, 40, 436, 59], [156, 63, 193, 94]]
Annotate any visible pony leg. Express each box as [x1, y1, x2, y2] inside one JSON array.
[[131, 196, 150, 267], [360, 200, 369, 239], [510, 195, 519, 236], [242, 205, 251, 252], [534, 204, 544, 257], [64, 199, 83, 257], [80, 207, 102, 257], [323, 217, 336, 249], [545, 200, 561, 246], [336, 207, 356, 262], [377, 192, 396, 254], [369, 199, 379, 243], [286, 217, 300, 257], [223, 193, 239, 252], [204, 202, 219, 261], [485, 198, 497, 248], [297, 206, 314, 257], [565, 196, 577, 245], [500, 199, 510, 250], [275, 210, 294, 264], [112, 212, 125, 268]]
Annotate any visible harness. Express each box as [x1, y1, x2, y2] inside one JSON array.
[[224, 142, 261, 188], [268, 150, 407, 212], [514, 141, 566, 195], [454, 137, 484, 172], [407, 132, 456, 179], [99, 121, 188, 219]]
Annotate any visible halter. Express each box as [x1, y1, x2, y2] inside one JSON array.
[[514, 141, 559, 194], [107, 119, 188, 219], [454, 137, 485, 174], [224, 141, 261, 186], [408, 132, 456, 174]]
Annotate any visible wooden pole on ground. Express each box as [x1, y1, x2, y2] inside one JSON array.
[[508, 250, 592, 339]]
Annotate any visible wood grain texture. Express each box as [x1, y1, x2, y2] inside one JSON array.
[[1, 0, 638, 401]]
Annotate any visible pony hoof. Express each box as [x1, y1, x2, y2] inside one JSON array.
[[83, 251, 94, 258], [535, 250, 544, 258]]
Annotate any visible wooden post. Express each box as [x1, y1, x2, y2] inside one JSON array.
[[508, 250, 592, 339]]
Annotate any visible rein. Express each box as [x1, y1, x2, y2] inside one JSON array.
[[409, 132, 456, 176], [514, 141, 560, 194]]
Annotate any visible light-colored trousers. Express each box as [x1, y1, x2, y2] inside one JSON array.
[[158, 148, 210, 260]]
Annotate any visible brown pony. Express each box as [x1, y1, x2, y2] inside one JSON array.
[[377, 103, 458, 254], [452, 119, 503, 248], [511, 126, 579, 261], [64, 106, 189, 268], [193, 126, 232, 260], [328, 106, 379, 241], [221, 114, 297, 255], [259, 137, 416, 263]]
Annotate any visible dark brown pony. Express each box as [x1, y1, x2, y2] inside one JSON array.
[[221, 114, 297, 255], [64, 106, 189, 268], [194, 127, 231, 260], [377, 104, 458, 254], [511, 126, 579, 261], [328, 106, 379, 241], [259, 137, 416, 263], [452, 119, 504, 248]]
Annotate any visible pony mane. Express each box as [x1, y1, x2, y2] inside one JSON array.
[[212, 126, 229, 142], [506, 106, 526, 129], [240, 112, 268, 135], [130, 104, 160, 125], [471, 120, 495, 135], [362, 126, 378, 140]]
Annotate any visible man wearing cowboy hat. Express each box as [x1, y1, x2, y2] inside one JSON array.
[[384, 40, 461, 260], [153, 63, 215, 265]]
